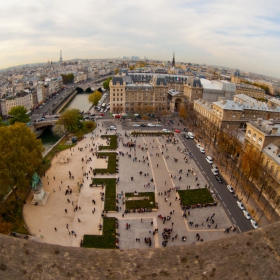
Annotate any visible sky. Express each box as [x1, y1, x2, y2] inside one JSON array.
[[1, 0, 280, 78]]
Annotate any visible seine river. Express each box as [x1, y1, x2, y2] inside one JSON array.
[[41, 93, 91, 150]]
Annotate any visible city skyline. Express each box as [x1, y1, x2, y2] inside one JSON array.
[[1, 0, 280, 78]]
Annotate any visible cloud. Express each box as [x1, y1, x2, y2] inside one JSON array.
[[0, 0, 280, 77]]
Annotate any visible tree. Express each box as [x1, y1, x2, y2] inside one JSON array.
[[88, 91, 102, 106], [0, 123, 44, 201], [103, 77, 112, 90], [60, 73, 74, 84], [57, 109, 83, 133], [8, 106, 30, 124], [115, 68, 119, 74]]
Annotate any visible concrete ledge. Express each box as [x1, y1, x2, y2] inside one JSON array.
[[1, 221, 280, 279]]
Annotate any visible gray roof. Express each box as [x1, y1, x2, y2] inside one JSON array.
[[112, 76, 124, 85]]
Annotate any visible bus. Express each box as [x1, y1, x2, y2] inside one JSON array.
[[101, 103, 106, 109]]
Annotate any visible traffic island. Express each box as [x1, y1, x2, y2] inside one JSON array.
[[178, 189, 215, 207], [83, 217, 117, 249], [125, 192, 156, 210]]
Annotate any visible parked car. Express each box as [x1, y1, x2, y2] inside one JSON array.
[[147, 123, 155, 127], [212, 164, 219, 172], [215, 175, 223, 183], [243, 210, 251, 220], [206, 156, 213, 164], [174, 129, 180, 133], [227, 185, 234, 193], [196, 143, 201, 149], [211, 168, 219, 176], [155, 124, 162, 127], [200, 147, 205, 153], [140, 124, 146, 127], [237, 201, 245, 210], [133, 123, 140, 127], [188, 132, 194, 139], [250, 219, 258, 229], [184, 133, 190, 139]]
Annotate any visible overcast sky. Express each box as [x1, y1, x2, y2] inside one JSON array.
[[1, 0, 280, 78]]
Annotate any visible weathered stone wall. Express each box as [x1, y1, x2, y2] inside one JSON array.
[[1, 222, 280, 280]]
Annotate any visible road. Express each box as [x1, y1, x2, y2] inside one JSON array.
[[178, 134, 253, 233]]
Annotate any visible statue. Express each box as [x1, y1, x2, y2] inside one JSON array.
[[30, 173, 49, 205], [31, 173, 42, 190]]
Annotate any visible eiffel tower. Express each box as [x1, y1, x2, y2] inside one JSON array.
[[59, 50, 63, 62]]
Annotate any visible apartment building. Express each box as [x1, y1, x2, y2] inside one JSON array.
[[194, 94, 280, 130], [244, 118, 280, 205], [236, 84, 265, 99], [0, 91, 33, 116]]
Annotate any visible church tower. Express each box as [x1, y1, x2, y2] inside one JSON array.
[[172, 52, 175, 67]]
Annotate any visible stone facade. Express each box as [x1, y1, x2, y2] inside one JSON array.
[[236, 84, 265, 99]]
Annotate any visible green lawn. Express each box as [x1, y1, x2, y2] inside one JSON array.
[[83, 217, 116, 249], [125, 192, 155, 209], [178, 189, 214, 206], [91, 178, 116, 211], [94, 152, 117, 174], [99, 135, 117, 150]]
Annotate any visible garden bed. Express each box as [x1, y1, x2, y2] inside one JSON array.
[[91, 178, 116, 211], [178, 189, 214, 206], [94, 152, 117, 174], [125, 192, 155, 209], [83, 217, 116, 249], [99, 135, 117, 150]]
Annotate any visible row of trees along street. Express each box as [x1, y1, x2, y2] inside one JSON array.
[[212, 128, 279, 219]]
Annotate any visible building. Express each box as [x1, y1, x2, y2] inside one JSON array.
[[231, 70, 242, 83], [0, 91, 33, 116], [109, 75, 169, 114], [193, 94, 280, 131], [236, 84, 265, 99], [244, 118, 280, 207]]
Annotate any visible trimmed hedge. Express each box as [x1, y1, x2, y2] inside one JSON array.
[[178, 189, 214, 206], [83, 217, 116, 249], [125, 192, 155, 209], [99, 135, 117, 150], [91, 178, 116, 211], [94, 152, 117, 174]]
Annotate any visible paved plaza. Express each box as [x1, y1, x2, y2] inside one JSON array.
[[23, 119, 236, 249]]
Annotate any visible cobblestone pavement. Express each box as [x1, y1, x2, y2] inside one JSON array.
[[103, 120, 236, 249]]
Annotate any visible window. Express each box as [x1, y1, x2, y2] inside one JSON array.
[[252, 134, 256, 141], [247, 130, 251, 137], [258, 137, 263, 146]]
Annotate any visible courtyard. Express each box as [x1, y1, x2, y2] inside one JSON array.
[[23, 119, 235, 249]]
